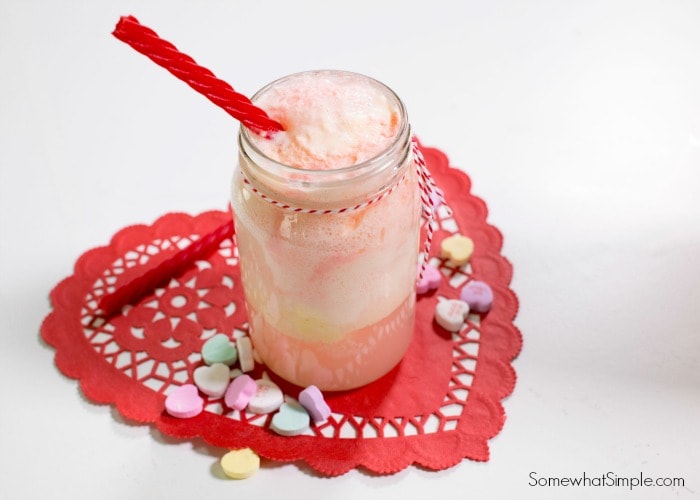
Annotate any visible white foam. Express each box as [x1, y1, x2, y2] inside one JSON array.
[[251, 71, 400, 170]]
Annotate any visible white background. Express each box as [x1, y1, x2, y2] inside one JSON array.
[[1, 1, 699, 499]]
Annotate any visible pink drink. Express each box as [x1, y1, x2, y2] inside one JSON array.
[[231, 71, 420, 390]]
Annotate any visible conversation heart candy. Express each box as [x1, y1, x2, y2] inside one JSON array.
[[193, 363, 230, 398], [247, 379, 284, 414], [225, 374, 258, 411], [416, 264, 442, 294], [440, 234, 474, 266], [435, 299, 470, 332], [220, 448, 260, 479], [431, 187, 445, 210], [270, 402, 311, 436], [460, 280, 494, 313], [237, 336, 255, 373], [202, 333, 238, 366], [298, 385, 331, 424], [165, 384, 203, 418]]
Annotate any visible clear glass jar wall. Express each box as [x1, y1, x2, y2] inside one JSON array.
[[231, 71, 421, 390]]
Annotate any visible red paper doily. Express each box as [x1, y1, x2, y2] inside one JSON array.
[[41, 142, 521, 476]]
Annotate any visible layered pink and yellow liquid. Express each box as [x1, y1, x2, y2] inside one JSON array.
[[232, 71, 420, 390]]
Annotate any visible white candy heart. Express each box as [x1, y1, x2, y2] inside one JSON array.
[[237, 336, 255, 373], [247, 379, 284, 414], [193, 363, 231, 398], [435, 299, 470, 332]]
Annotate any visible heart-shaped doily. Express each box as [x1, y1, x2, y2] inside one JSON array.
[[41, 141, 521, 476]]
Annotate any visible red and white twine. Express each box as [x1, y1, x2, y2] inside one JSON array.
[[241, 137, 446, 282], [412, 138, 448, 280], [241, 172, 407, 215]]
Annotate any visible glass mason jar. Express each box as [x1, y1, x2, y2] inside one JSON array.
[[231, 70, 420, 391]]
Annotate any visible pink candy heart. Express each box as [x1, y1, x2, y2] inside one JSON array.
[[416, 264, 441, 294], [430, 187, 445, 211], [165, 384, 204, 418], [460, 280, 493, 313], [299, 385, 331, 423], [225, 374, 258, 411]]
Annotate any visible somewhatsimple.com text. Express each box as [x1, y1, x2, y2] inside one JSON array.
[[529, 471, 685, 491]]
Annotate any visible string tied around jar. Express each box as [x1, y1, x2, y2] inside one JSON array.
[[240, 136, 448, 283]]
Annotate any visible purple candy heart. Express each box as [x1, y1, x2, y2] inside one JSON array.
[[298, 385, 331, 424], [460, 280, 493, 313]]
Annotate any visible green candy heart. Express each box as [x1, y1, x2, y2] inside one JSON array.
[[271, 402, 310, 436], [202, 334, 238, 366]]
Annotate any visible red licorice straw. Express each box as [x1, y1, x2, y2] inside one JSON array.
[[98, 219, 234, 318], [112, 15, 284, 136]]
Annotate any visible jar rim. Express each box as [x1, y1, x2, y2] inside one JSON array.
[[239, 70, 410, 188]]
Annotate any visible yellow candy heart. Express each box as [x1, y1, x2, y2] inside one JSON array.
[[221, 448, 260, 479], [440, 234, 474, 266]]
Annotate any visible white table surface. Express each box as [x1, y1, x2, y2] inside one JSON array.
[[1, 1, 699, 499]]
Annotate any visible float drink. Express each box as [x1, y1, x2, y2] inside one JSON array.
[[231, 71, 420, 390]]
